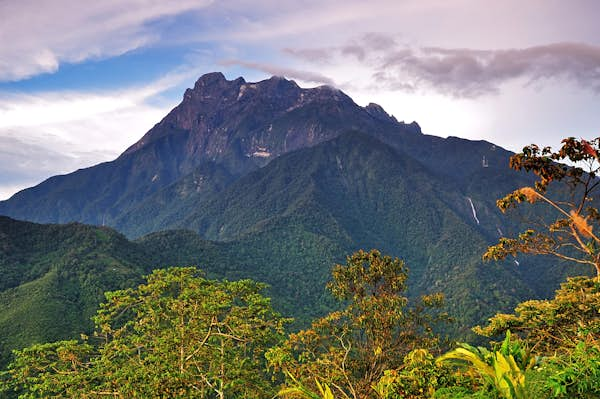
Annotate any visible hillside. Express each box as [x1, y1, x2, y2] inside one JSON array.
[[135, 132, 577, 333], [0, 216, 149, 366]]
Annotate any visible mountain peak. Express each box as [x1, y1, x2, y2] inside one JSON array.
[[193, 72, 227, 87], [407, 121, 421, 134], [184, 72, 245, 98], [364, 102, 398, 124], [267, 75, 288, 81], [254, 75, 301, 94]]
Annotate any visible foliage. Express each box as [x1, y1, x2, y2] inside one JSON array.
[[268, 249, 448, 399], [0, 340, 95, 398], [2, 245, 600, 399], [0, 217, 146, 368], [431, 387, 494, 399], [278, 372, 338, 399], [472, 268, 600, 399], [484, 138, 600, 278], [474, 276, 600, 355], [372, 349, 464, 399], [1, 267, 288, 398], [437, 331, 538, 399], [544, 341, 600, 398]]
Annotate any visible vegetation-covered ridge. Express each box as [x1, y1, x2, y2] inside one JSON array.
[[2, 137, 600, 398], [0, 216, 148, 367]]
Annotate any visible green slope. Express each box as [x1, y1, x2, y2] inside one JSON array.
[[0, 217, 148, 366], [137, 132, 573, 336]]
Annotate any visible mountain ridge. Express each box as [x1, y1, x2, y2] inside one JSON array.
[[0, 73, 424, 228]]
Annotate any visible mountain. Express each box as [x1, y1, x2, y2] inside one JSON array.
[[135, 131, 578, 329], [0, 73, 583, 365], [0, 73, 524, 242], [0, 72, 419, 233]]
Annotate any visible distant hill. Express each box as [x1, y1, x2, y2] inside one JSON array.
[[0, 215, 340, 368]]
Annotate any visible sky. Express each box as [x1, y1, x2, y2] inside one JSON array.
[[1, 0, 600, 200]]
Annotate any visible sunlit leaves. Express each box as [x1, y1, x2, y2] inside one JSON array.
[[270, 250, 448, 399], [437, 332, 537, 399], [474, 277, 600, 355], [1, 267, 288, 398], [486, 137, 600, 278]]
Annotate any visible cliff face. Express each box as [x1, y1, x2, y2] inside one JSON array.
[[123, 72, 413, 172]]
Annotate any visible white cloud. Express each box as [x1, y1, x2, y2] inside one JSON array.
[[0, 67, 204, 200], [0, 0, 213, 81], [220, 59, 335, 86]]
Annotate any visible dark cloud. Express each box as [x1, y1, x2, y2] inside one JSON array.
[[341, 45, 367, 61], [384, 42, 600, 97], [220, 59, 335, 86], [286, 35, 600, 98], [284, 32, 393, 64]]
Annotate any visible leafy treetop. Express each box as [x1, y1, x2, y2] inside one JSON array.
[[484, 137, 600, 278], [268, 249, 448, 399], [1, 267, 288, 399]]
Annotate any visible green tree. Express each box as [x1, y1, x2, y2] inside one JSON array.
[[1, 267, 288, 398], [268, 249, 448, 399], [0, 340, 95, 398], [544, 341, 600, 398], [471, 279, 600, 398], [484, 137, 600, 278], [474, 276, 600, 355]]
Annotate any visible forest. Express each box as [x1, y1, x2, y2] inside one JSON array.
[[1, 139, 599, 398]]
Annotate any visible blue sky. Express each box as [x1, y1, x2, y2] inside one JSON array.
[[1, 0, 600, 199]]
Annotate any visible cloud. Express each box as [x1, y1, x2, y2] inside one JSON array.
[[220, 59, 335, 86], [287, 35, 600, 98], [206, 0, 393, 42], [0, 0, 212, 81], [0, 67, 203, 200], [0, 102, 166, 200], [0, 135, 105, 200], [283, 48, 335, 64]]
